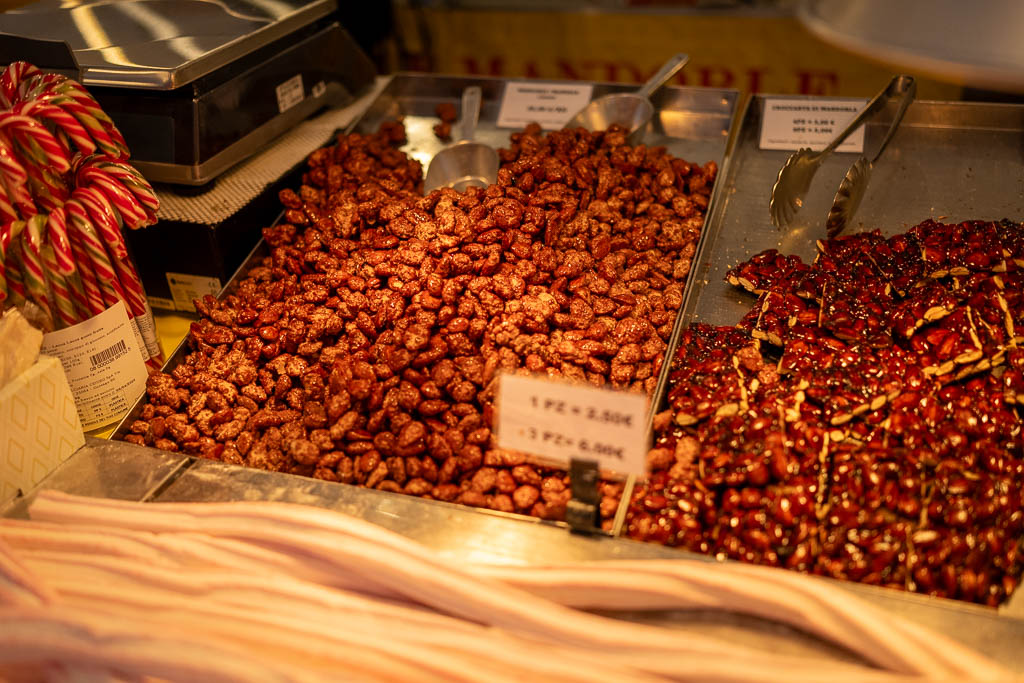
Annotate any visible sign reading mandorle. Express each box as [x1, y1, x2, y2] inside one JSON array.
[[496, 373, 649, 475], [497, 82, 594, 130]]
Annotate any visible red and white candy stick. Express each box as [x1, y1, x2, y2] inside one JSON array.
[[15, 99, 97, 157], [15, 219, 53, 328], [0, 218, 20, 305], [44, 206, 74, 276], [0, 113, 70, 174], [70, 185, 128, 260], [0, 133, 27, 188], [19, 71, 66, 102], [53, 82, 129, 160], [0, 175, 20, 223], [66, 224, 106, 316], [75, 163, 150, 229], [64, 199, 128, 310], [0, 132, 37, 220], [31, 214, 77, 328], [93, 159, 159, 220], [5, 234, 27, 307], [0, 62, 40, 109]]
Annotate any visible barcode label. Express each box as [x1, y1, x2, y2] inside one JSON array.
[[90, 339, 127, 368]]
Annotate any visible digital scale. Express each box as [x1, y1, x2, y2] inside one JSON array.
[[0, 0, 376, 185]]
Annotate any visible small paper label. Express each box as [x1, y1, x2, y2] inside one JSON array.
[[40, 301, 148, 431], [496, 373, 649, 475], [276, 74, 304, 114], [167, 272, 222, 313], [497, 81, 594, 130], [760, 98, 867, 152], [147, 295, 176, 311]]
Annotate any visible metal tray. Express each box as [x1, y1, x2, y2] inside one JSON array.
[[680, 96, 1024, 327], [113, 73, 739, 532], [642, 94, 1024, 617]]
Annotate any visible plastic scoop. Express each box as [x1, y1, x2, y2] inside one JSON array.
[[424, 86, 499, 193], [564, 53, 689, 144]]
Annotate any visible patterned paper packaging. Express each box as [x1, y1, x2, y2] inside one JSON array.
[[0, 355, 84, 503]]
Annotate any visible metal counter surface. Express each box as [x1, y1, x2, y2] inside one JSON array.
[[2, 437, 189, 519], [8, 439, 1020, 670]]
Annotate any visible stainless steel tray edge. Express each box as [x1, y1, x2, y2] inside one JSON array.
[[610, 93, 753, 538]]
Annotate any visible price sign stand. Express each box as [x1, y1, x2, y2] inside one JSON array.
[[566, 458, 602, 534], [496, 373, 649, 535]]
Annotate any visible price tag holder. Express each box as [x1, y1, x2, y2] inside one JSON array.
[[496, 373, 649, 474], [759, 98, 867, 153], [496, 81, 594, 131]]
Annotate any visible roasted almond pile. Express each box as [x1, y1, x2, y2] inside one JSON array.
[[125, 122, 716, 527]]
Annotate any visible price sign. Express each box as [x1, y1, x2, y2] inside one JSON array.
[[759, 98, 867, 153], [497, 81, 594, 130], [496, 373, 649, 475]]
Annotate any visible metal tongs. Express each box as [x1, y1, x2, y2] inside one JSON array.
[[769, 75, 916, 236]]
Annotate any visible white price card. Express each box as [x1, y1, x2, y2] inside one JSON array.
[[167, 272, 222, 313], [497, 81, 594, 130], [759, 98, 867, 153], [496, 373, 649, 475], [40, 301, 148, 431]]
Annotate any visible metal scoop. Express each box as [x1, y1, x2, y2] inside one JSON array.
[[564, 53, 689, 144], [825, 75, 916, 237], [424, 86, 499, 193]]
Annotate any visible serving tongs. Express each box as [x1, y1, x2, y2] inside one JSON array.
[[769, 75, 916, 235]]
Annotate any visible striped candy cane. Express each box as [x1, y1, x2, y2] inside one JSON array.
[[94, 159, 159, 219], [31, 214, 77, 328], [15, 98, 97, 157], [0, 112, 70, 173], [70, 185, 128, 260], [16, 217, 53, 328], [65, 199, 129, 308], [45, 205, 75, 275], [0, 131, 36, 220], [6, 237, 27, 307], [66, 222, 106, 316], [0, 217, 20, 305], [0, 62, 40, 109], [0, 174, 21, 223], [0, 132, 27, 187], [54, 82, 129, 160], [77, 164, 151, 228], [19, 71, 68, 103]]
